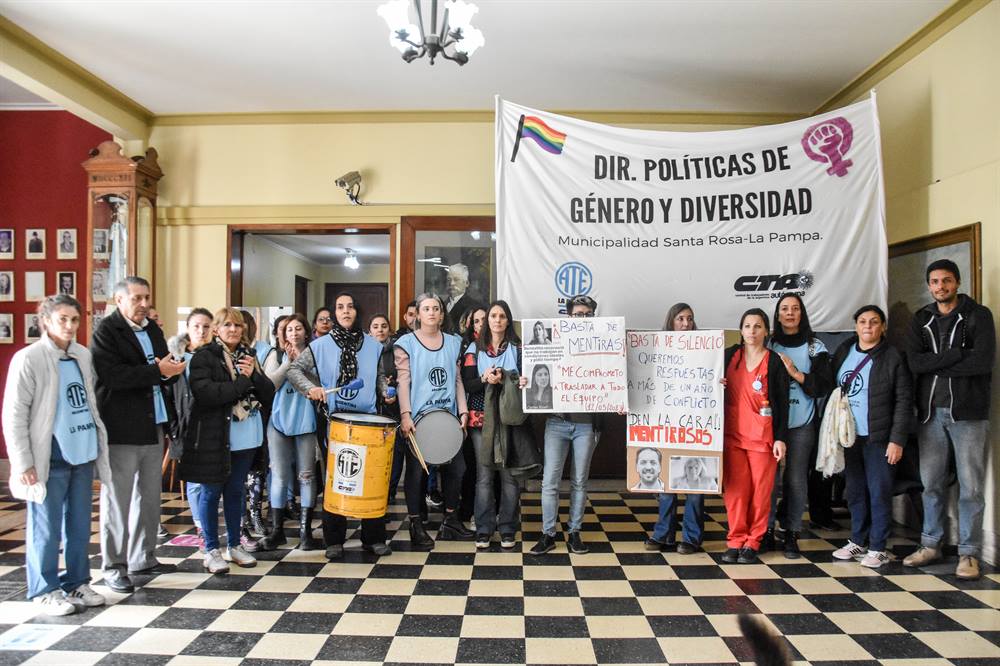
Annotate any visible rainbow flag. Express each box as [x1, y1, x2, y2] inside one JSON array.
[[511, 114, 567, 162]]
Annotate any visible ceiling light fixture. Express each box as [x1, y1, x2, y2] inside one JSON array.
[[344, 249, 360, 270], [377, 0, 484, 66]]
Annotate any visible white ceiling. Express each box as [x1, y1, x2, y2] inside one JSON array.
[[0, 0, 950, 115], [255, 232, 391, 265]]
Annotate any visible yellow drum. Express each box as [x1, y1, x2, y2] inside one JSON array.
[[324, 412, 398, 519]]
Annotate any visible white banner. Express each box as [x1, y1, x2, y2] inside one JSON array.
[[496, 95, 887, 331], [521, 316, 628, 413], [625, 330, 725, 494]]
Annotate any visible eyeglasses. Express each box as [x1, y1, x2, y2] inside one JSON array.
[[570, 311, 595, 318], [316, 317, 333, 324]]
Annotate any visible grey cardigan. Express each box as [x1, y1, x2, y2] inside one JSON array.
[[2, 335, 112, 501]]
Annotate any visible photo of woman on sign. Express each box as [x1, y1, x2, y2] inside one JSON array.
[[527, 321, 551, 345], [669, 456, 719, 492], [525, 363, 553, 409]]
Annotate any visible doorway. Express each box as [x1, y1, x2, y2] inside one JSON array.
[[326, 282, 389, 327]]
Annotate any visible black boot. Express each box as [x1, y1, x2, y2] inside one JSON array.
[[438, 511, 474, 540], [256, 507, 287, 551], [408, 518, 434, 551], [299, 508, 319, 551], [246, 472, 266, 536], [784, 531, 801, 559], [760, 528, 776, 553]]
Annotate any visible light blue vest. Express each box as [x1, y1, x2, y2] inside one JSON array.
[[838, 346, 872, 437], [133, 329, 168, 424], [395, 332, 463, 418], [310, 333, 381, 415], [52, 358, 99, 465], [769, 338, 827, 429], [271, 381, 317, 436], [229, 410, 263, 451], [254, 341, 272, 366], [467, 341, 520, 374]]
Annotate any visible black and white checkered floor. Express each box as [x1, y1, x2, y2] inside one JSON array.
[[0, 490, 997, 665]]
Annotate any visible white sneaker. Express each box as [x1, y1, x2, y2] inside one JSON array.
[[832, 540, 866, 561], [860, 550, 893, 569], [33, 590, 76, 616], [64, 584, 105, 608], [224, 545, 257, 568], [203, 548, 230, 574]]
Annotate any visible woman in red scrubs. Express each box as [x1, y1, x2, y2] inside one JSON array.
[[722, 308, 789, 564]]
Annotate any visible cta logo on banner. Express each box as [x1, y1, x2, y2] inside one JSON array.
[[625, 330, 725, 494], [495, 95, 887, 331]]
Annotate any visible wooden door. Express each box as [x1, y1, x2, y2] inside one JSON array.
[[294, 275, 309, 315], [325, 283, 388, 328]]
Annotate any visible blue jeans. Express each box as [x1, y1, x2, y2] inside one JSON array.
[[199, 448, 257, 552], [186, 482, 202, 528], [471, 429, 521, 536], [267, 424, 317, 509], [843, 436, 896, 552], [26, 445, 94, 599], [652, 493, 705, 545], [769, 423, 816, 532], [918, 408, 990, 557], [542, 417, 597, 535]]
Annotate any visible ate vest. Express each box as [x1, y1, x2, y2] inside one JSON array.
[[310, 333, 381, 415], [271, 380, 317, 436], [769, 338, 826, 429], [52, 358, 99, 465], [395, 332, 462, 418], [133, 328, 168, 424], [467, 341, 520, 374]]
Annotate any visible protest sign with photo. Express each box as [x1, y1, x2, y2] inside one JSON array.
[[625, 329, 725, 493], [522, 316, 628, 413]]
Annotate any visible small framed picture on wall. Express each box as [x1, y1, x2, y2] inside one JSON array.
[[26, 229, 46, 260], [0, 229, 13, 260], [0, 271, 13, 302], [57, 271, 76, 298], [93, 229, 109, 259], [57, 228, 77, 259], [24, 271, 45, 302], [0, 313, 12, 343], [25, 314, 42, 342], [92, 269, 110, 300]]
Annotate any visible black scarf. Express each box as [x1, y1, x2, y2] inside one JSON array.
[[330, 323, 364, 386], [771, 329, 808, 348]]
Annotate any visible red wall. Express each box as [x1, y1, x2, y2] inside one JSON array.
[[0, 111, 112, 458]]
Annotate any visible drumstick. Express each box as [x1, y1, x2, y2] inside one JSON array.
[[406, 432, 429, 473], [323, 377, 365, 395]]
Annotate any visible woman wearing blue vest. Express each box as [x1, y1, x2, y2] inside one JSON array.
[[257, 313, 319, 551], [394, 293, 472, 550], [288, 293, 391, 559], [767, 293, 833, 558], [462, 300, 522, 549], [645, 303, 707, 555], [3, 295, 112, 616], [179, 308, 275, 574]]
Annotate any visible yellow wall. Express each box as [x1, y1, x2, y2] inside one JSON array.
[[860, 0, 999, 559]]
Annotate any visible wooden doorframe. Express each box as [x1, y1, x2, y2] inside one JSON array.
[[226, 223, 396, 316], [399, 216, 495, 324]]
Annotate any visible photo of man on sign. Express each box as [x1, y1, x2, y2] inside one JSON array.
[[631, 447, 665, 491]]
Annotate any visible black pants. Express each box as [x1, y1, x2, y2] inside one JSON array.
[[404, 444, 465, 517], [458, 436, 477, 521], [323, 511, 387, 546], [808, 437, 837, 524]]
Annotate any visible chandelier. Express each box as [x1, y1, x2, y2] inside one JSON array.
[[377, 0, 485, 65]]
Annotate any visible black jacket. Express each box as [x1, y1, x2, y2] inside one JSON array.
[[178, 342, 274, 484], [831, 336, 913, 448], [904, 294, 995, 422], [724, 345, 790, 444], [91, 308, 178, 446]]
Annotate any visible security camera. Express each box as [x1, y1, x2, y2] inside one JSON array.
[[335, 171, 363, 205], [335, 171, 362, 190]]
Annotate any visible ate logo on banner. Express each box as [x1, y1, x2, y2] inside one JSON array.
[[554, 261, 593, 313], [802, 117, 854, 177]]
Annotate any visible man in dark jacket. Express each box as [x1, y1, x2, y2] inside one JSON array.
[[902, 259, 995, 580], [91, 277, 185, 592]]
